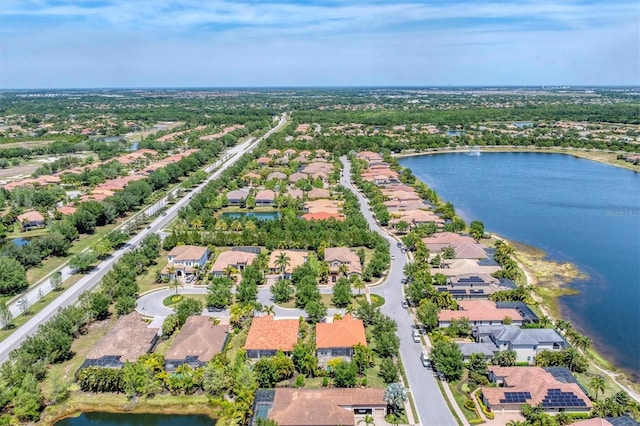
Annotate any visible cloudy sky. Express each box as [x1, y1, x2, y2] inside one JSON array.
[[0, 0, 638, 88]]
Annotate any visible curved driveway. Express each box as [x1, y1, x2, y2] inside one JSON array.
[[340, 156, 457, 426], [138, 284, 344, 319]]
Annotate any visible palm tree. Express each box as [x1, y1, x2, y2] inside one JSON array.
[[357, 414, 375, 426], [338, 263, 349, 278], [351, 275, 366, 295], [223, 265, 236, 277], [262, 305, 276, 316], [168, 279, 183, 295], [574, 334, 592, 351], [275, 252, 291, 279], [589, 375, 606, 401], [555, 319, 573, 336]]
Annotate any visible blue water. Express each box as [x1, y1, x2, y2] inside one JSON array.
[[220, 211, 281, 221], [9, 237, 31, 247], [399, 152, 640, 375], [55, 412, 214, 425]]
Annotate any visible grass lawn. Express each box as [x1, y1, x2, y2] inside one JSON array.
[[302, 366, 386, 389], [449, 375, 482, 423], [154, 333, 178, 357], [42, 314, 117, 398], [26, 222, 120, 285], [41, 392, 214, 425], [162, 294, 208, 307], [224, 327, 249, 362], [137, 251, 168, 294], [0, 274, 84, 344]]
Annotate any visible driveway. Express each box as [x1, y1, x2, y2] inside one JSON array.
[[340, 156, 457, 426]]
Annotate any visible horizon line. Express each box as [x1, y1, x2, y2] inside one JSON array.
[[1, 85, 640, 92]]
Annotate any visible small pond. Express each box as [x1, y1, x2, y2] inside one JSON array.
[[9, 237, 31, 247], [446, 130, 464, 136], [512, 121, 534, 128], [219, 211, 281, 221], [55, 412, 215, 426]]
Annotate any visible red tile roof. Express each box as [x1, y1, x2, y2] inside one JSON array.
[[245, 316, 299, 352], [301, 212, 345, 222], [316, 315, 367, 349]]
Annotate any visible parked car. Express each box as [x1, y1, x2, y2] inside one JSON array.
[[421, 351, 431, 368], [397, 241, 402, 248], [401, 299, 408, 309], [146, 225, 151, 229], [391, 254, 395, 260], [412, 329, 421, 343]]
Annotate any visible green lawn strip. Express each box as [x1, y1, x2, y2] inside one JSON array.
[[154, 333, 178, 357], [0, 274, 83, 344], [449, 378, 482, 422], [224, 327, 249, 361], [574, 370, 622, 400], [435, 380, 465, 426], [26, 222, 119, 285], [41, 392, 214, 425]]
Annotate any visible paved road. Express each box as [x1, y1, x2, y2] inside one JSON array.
[[137, 280, 344, 320], [340, 156, 456, 426], [0, 114, 287, 366]]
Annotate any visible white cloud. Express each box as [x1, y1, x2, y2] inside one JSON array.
[[0, 0, 637, 87]]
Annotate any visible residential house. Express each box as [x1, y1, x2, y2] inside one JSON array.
[[162, 245, 210, 280], [81, 312, 159, 369], [304, 199, 342, 215], [268, 149, 281, 157], [423, 232, 489, 259], [473, 325, 567, 364], [285, 188, 303, 199], [268, 250, 309, 279], [307, 188, 331, 199], [244, 316, 299, 359], [357, 151, 384, 163], [255, 189, 276, 206], [436, 274, 504, 299], [211, 250, 258, 276], [437, 259, 501, 277], [256, 156, 272, 166], [242, 172, 262, 184], [56, 205, 77, 216], [289, 172, 308, 183], [301, 212, 346, 222], [438, 300, 524, 328], [262, 388, 387, 426], [283, 148, 297, 157], [266, 171, 287, 181], [316, 315, 367, 367], [495, 302, 539, 324], [165, 316, 228, 371], [481, 366, 591, 414], [226, 189, 250, 205], [16, 210, 46, 231], [324, 247, 363, 282]]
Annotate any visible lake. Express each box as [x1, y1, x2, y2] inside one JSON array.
[[220, 211, 281, 221], [55, 412, 215, 426], [399, 152, 640, 375]]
